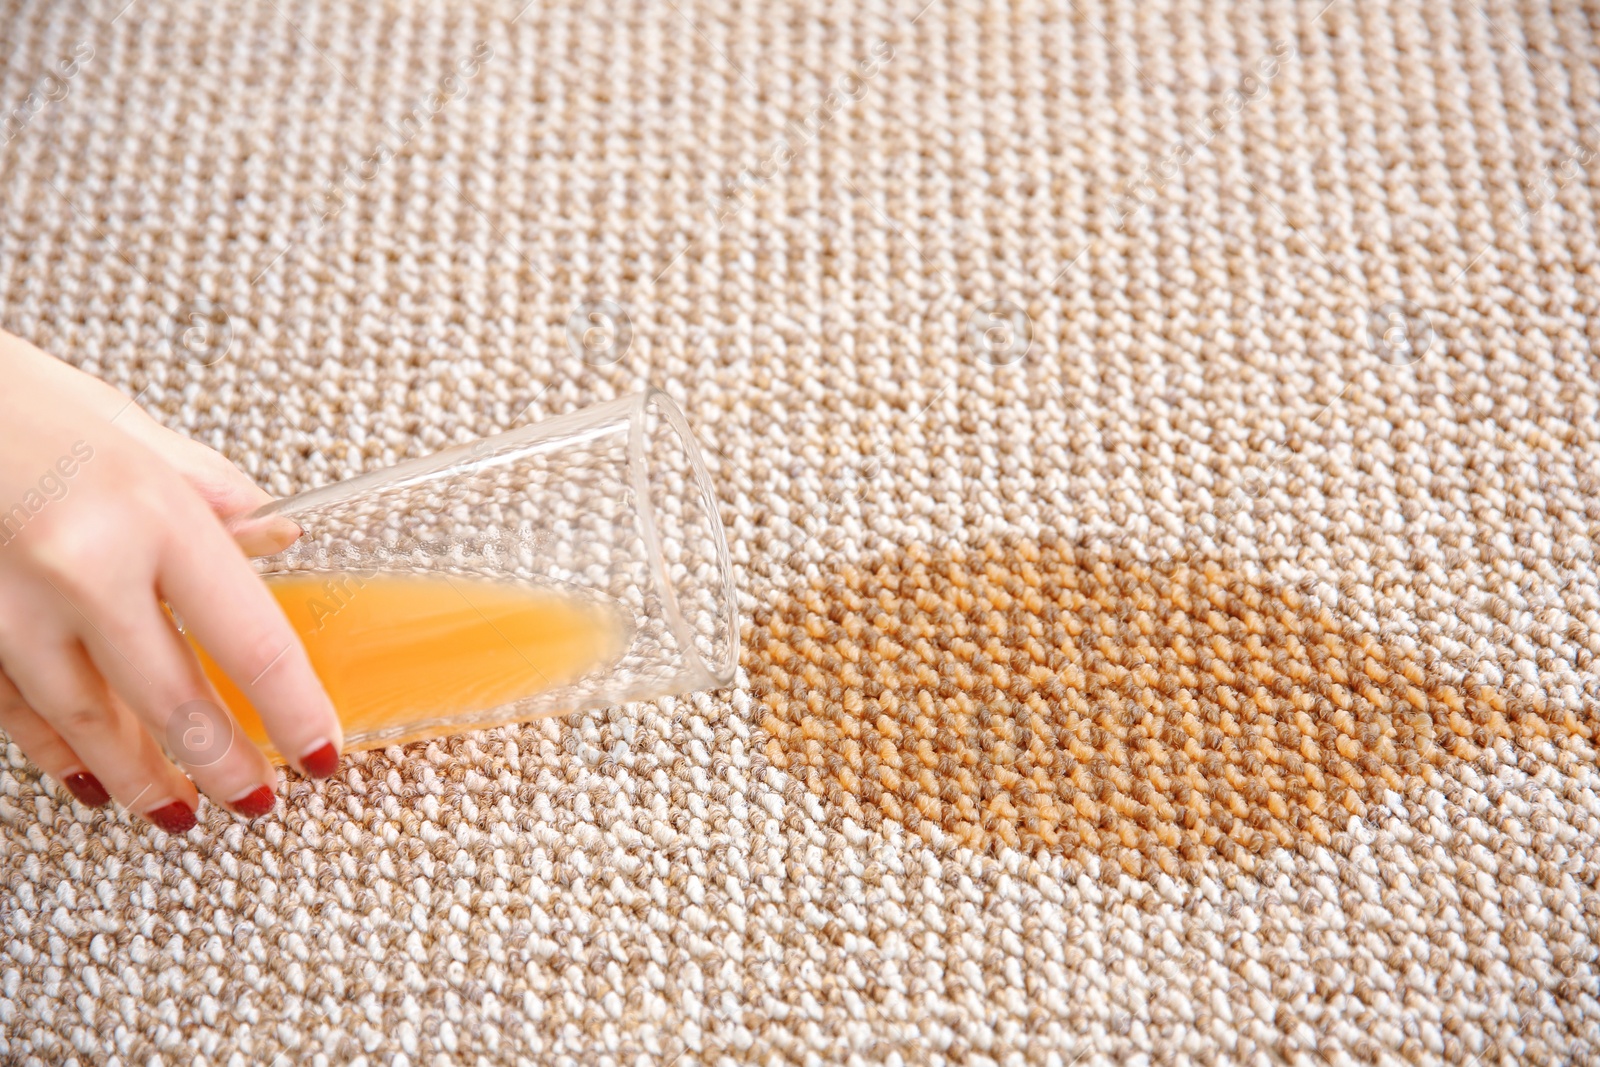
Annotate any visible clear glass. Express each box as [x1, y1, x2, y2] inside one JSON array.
[[209, 389, 738, 760]]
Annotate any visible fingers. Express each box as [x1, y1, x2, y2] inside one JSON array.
[[0, 633, 200, 832], [112, 411, 275, 519], [0, 668, 108, 807], [73, 597, 279, 819], [0, 333, 317, 833], [109, 402, 301, 556], [157, 518, 342, 779]]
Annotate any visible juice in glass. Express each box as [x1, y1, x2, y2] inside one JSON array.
[[187, 570, 631, 757]]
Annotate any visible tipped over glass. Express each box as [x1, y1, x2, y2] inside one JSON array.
[[203, 389, 738, 759]]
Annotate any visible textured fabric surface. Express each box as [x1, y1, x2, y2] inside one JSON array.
[[2, 0, 1599, 1062]]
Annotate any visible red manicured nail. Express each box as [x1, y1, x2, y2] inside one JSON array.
[[147, 801, 197, 834], [300, 741, 339, 779], [229, 785, 276, 818], [63, 772, 109, 807]]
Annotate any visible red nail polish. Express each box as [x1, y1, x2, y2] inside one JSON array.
[[63, 772, 110, 807], [230, 785, 277, 818], [147, 801, 197, 834], [301, 741, 339, 779]]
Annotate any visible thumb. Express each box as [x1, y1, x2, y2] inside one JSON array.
[[119, 413, 301, 556], [5, 337, 301, 555]]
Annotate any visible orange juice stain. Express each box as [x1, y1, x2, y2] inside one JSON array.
[[187, 571, 630, 758]]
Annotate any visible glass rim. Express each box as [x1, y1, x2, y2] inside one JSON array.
[[627, 389, 739, 690]]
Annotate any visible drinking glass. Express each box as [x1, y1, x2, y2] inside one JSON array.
[[209, 389, 738, 759]]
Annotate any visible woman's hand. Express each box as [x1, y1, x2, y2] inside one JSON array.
[[0, 328, 342, 832]]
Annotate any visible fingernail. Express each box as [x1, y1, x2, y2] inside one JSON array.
[[228, 784, 276, 819], [232, 515, 304, 557], [146, 801, 197, 834], [300, 740, 339, 779], [62, 772, 110, 807]]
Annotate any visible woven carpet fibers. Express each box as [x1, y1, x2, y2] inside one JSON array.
[[2, 0, 1599, 1062]]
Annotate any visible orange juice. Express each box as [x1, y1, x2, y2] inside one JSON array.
[[188, 570, 631, 757]]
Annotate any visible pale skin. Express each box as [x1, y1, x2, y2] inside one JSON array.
[[0, 328, 343, 832]]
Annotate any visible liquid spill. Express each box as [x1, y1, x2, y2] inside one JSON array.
[[746, 537, 1587, 878]]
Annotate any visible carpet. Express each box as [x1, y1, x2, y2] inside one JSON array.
[[1, 0, 1598, 1062]]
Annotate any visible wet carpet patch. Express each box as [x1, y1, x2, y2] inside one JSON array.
[[746, 536, 1584, 878]]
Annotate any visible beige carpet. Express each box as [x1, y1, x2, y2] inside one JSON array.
[[2, 0, 1599, 1061]]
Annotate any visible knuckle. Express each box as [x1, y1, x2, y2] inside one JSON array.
[[240, 629, 296, 683], [212, 616, 297, 685], [18, 480, 187, 610], [26, 506, 150, 599], [25, 510, 105, 577], [52, 701, 111, 740], [125, 671, 195, 724]]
